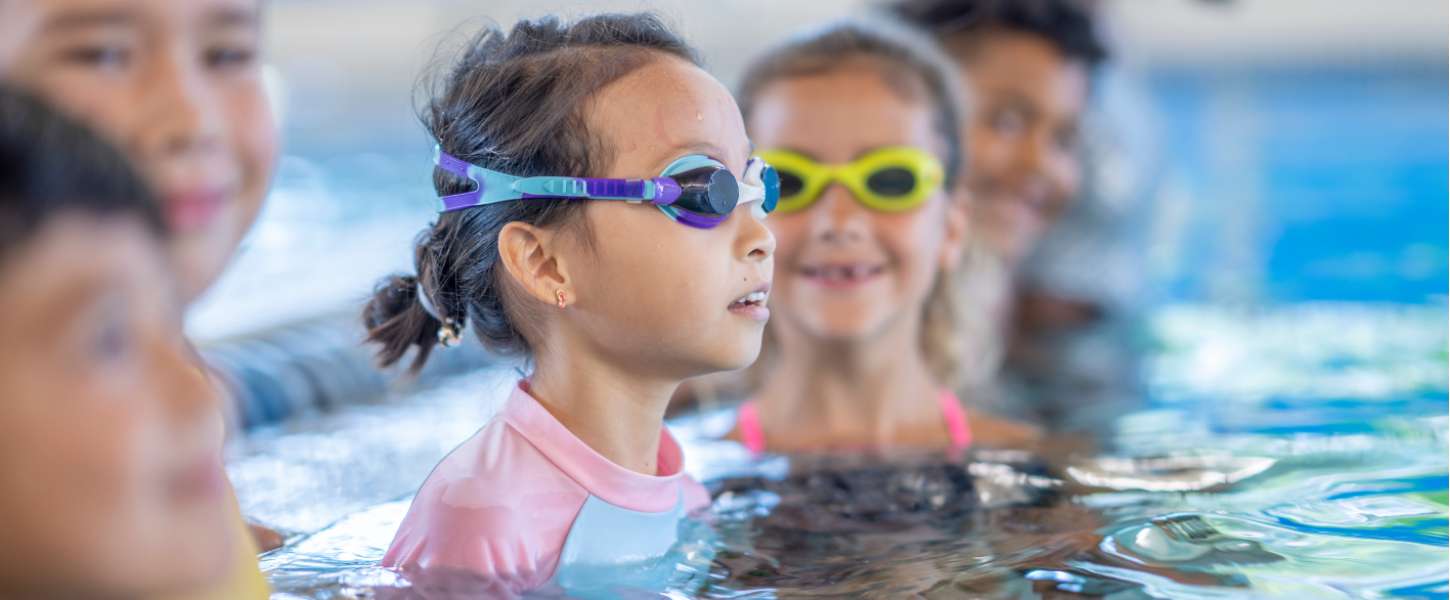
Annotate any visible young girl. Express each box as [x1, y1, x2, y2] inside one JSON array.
[[0, 86, 235, 599], [729, 19, 1037, 455], [0, 1, 284, 588], [366, 14, 775, 592]]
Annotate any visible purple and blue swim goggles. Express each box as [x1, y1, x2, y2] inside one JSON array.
[[433, 146, 780, 229]]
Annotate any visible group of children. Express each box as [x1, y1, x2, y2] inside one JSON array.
[[0, 0, 1103, 596], [0, 0, 275, 597]]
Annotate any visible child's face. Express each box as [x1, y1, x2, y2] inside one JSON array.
[[0, 0, 278, 303], [0, 216, 231, 597], [748, 67, 965, 345], [563, 55, 775, 378], [954, 31, 1088, 266]]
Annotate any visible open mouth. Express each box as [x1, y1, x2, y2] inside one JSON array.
[[166, 188, 231, 233], [799, 264, 886, 287], [728, 286, 771, 322], [729, 289, 769, 310]]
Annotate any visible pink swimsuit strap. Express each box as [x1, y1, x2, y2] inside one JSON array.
[[935, 389, 973, 451], [736, 390, 972, 455], [736, 401, 767, 455]]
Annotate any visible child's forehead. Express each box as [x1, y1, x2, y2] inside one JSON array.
[[748, 71, 940, 162], [0, 216, 165, 324], [586, 56, 750, 175], [16, 0, 260, 31]]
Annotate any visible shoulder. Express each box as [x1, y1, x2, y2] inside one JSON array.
[[384, 419, 590, 583], [419, 418, 591, 520]]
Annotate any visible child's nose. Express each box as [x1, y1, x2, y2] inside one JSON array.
[[738, 209, 776, 261], [811, 183, 870, 245], [138, 50, 225, 163]]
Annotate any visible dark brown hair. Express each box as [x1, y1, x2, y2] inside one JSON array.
[[887, 0, 1109, 70], [363, 13, 699, 371], [0, 85, 164, 262]]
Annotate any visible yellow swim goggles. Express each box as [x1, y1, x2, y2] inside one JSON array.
[[757, 146, 945, 214]]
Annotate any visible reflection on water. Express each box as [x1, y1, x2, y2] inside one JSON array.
[[240, 304, 1447, 599]]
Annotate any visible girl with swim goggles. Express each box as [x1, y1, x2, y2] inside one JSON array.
[[367, 14, 776, 594], [724, 18, 1039, 456]]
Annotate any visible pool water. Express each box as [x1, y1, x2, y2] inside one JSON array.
[[237, 302, 1447, 599], [215, 55, 1450, 598]]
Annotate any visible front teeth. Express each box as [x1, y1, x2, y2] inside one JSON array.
[[735, 291, 768, 306], [805, 265, 881, 281]]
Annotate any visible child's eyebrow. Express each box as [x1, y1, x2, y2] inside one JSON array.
[[670, 141, 729, 160], [43, 9, 135, 32], [33, 276, 109, 327], [42, 6, 259, 34], [203, 5, 260, 30], [652, 141, 735, 174]]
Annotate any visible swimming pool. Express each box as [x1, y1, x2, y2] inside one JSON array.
[[204, 34, 1449, 599], [234, 301, 1447, 598]]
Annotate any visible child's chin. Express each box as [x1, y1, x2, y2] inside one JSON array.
[[169, 234, 237, 300], [701, 340, 764, 374], [808, 321, 881, 343]]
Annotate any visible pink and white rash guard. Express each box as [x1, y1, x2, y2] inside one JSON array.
[[382, 381, 711, 592]]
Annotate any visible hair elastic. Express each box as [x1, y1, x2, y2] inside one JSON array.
[[415, 281, 462, 347]]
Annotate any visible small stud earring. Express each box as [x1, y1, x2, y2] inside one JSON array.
[[556, 289, 567, 309]]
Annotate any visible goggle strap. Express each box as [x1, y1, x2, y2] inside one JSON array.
[[435, 147, 487, 211], [514, 176, 657, 201], [434, 145, 681, 212]]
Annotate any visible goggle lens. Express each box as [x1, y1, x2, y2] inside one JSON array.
[[864, 166, 918, 198]]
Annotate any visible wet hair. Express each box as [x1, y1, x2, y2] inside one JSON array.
[[737, 17, 966, 189], [735, 18, 971, 388], [0, 85, 164, 264], [364, 13, 700, 371], [886, 0, 1109, 70]]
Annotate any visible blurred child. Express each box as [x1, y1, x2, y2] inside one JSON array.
[[366, 14, 776, 593], [0, 85, 236, 599], [730, 18, 1037, 454], [890, 0, 1106, 269], [0, 0, 284, 581], [891, 0, 1135, 435], [0, 0, 277, 304]]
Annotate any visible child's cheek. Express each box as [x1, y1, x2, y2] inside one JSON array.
[[230, 91, 279, 208]]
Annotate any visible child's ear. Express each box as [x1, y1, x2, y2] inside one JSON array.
[[497, 222, 571, 306], [939, 184, 969, 272]]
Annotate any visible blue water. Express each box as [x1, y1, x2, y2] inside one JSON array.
[[1148, 65, 1447, 305], [231, 302, 1447, 599]]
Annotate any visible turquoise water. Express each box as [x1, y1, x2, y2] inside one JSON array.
[[240, 303, 1448, 599], [1146, 65, 1447, 305]]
